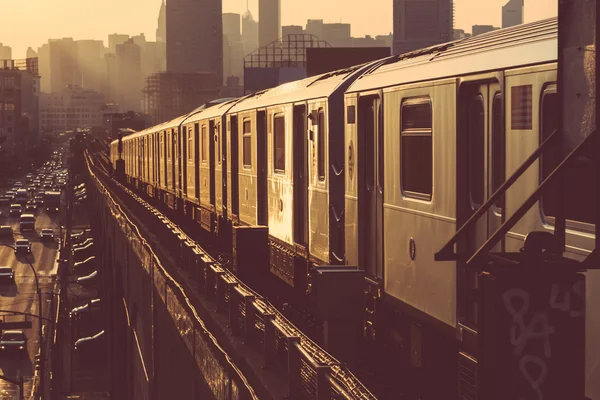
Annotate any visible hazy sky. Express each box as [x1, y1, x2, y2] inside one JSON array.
[[1, 0, 557, 59]]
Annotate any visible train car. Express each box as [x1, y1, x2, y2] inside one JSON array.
[[226, 63, 376, 292], [180, 100, 239, 233], [344, 17, 597, 397]]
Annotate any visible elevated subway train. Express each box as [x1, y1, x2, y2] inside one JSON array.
[[112, 18, 598, 399]]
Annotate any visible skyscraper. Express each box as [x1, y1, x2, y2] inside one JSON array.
[[166, 0, 222, 83], [392, 0, 453, 55], [116, 39, 143, 112], [259, 0, 281, 47], [156, 0, 167, 43], [223, 13, 242, 42], [76, 40, 106, 93], [502, 0, 524, 28], [242, 10, 259, 55]]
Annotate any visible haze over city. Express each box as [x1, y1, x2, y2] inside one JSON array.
[[1, 0, 557, 58]]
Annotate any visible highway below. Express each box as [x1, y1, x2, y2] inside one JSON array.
[[0, 197, 61, 399]]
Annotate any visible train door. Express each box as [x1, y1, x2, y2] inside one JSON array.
[[230, 116, 240, 218], [172, 129, 178, 192], [357, 95, 384, 280], [221, 118, 228, 219], [209, 121, 216, 207], [457, 80, 503, 331], [293, 105, 308, 246], [257, 110, 268, 226], [182, 126, 188, 197], [194, 123, 200, 200]]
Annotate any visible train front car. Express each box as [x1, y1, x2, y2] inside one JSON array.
[[343, 17, 597, 399], [226, 64, 375, 295]]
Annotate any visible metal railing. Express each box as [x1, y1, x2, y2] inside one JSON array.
[[86, 151, 377, 400]]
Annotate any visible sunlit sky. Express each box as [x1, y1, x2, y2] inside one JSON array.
[[1, 0, 557, 59]]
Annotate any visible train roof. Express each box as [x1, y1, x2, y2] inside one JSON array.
[[228, 62, 377, 113], [347, 17, 558, 94]]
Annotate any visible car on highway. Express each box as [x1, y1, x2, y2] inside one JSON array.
[[0, 330, 27, 352], [14, 239, 31, 253], [25, 201, 37, 213], [13, 182, 23, 188], [26, 173, 34, 182], [0, 226, 13, 238], [34, 195, 44, 206], [70, 299, 101, 320], [5, 190, 16, 200], [0, 266, 15, 282], [40, 228, 55, 241], [74, 330, 105, 352], [9, 204, 22, 216], [19, 214, 35, 232], [0, 195, 10, 205], [73, 237, 93, 250]]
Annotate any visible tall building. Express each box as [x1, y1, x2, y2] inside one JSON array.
[[0, 43, 12, 60], [47, 38, 81, 93], [115, 39, 143, 112], [223, 13, 242, 42], [223, 13, 245, 85], [0, 58, 40, 163], [105, 53, 118, 105], [76, 40, 106, 94], [502, 0, 524, 28], [242, 10, 259, 55], [108, 34, 130, 53], [38, 44, 51, 92], [156, 0, 167, 43], [166, 0, 222, 84], [259, 0, 281, 47], [392, 0, 454, 55]]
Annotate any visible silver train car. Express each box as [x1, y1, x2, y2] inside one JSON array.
[[112, 17, 598, 399]]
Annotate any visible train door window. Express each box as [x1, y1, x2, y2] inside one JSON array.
[[243, 119, 252, 168], [317, 109, 326, 181], [540, 85, 594, 227], [167, 131, 171, 160], [273, 115, 285, 173], [400, 98, 432, 200], [468, 96, 485, 208], [159, 133, 163, 159], [491, 93, 504, 209], [201, 125, 207, 163], [188, 130, 193, 162]]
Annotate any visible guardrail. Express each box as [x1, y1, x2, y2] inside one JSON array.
[[86, 153, 259, 400], [86, 152, 377, 400]]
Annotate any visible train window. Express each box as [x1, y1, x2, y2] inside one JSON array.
[[317, 110, 326, 181], [468, 96, 485, 208], [540, 86, 594, 226], [274, 116, 285, 173], [400, 99, 432, 200], [243, 119, 251, 168], [188, 130, 192, 162], [491, 93, 505, 209], [216, 124, 221, 165], [201, 126, 207, 163]]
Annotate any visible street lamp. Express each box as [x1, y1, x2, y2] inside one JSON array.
[[0, 243, 44, 397]]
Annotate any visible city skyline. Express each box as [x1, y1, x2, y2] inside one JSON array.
[[1, 0, 557, 58]]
